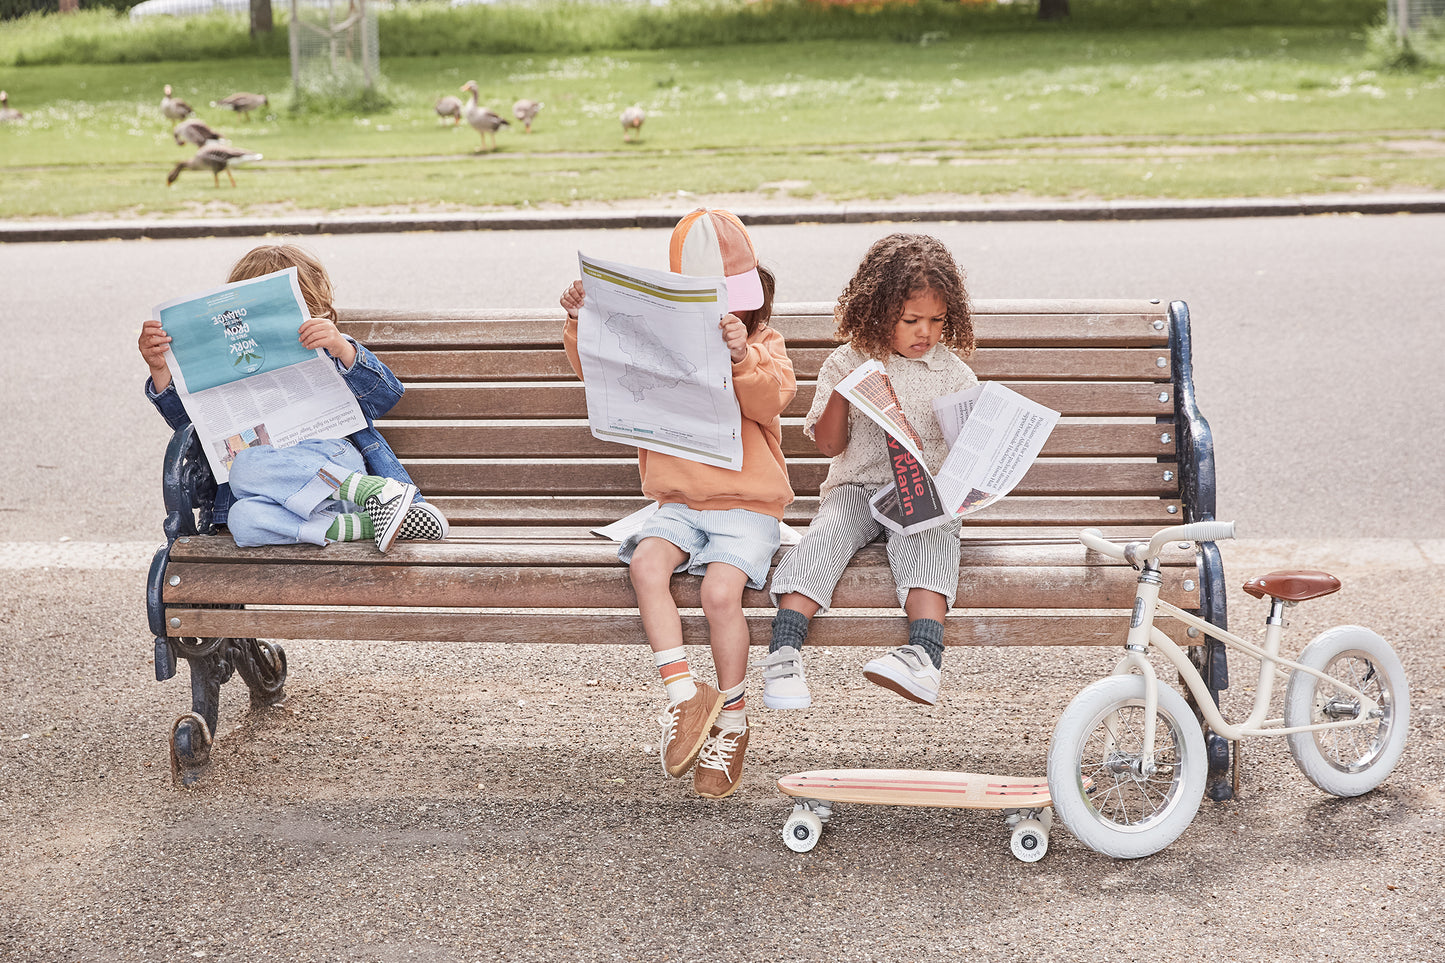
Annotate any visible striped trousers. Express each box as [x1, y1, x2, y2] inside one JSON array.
[[769, 483, 962, 613]]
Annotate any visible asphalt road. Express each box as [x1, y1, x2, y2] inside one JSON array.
[[2, 214, 1444, 962], [3, 212, 1442, 542]]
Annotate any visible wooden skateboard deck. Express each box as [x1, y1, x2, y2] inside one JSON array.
[[778, 768, 1054, 810]]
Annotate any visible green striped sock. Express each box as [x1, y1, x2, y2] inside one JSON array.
[[325, 513, 375, 542], [335, 472, 386, 505]]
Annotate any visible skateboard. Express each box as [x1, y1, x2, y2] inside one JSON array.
[[777, 768, 1069, 862]]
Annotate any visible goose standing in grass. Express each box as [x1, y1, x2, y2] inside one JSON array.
[[212, 92, 269, 121], [167, 143, 262, 188], [512, 99, 543, 133], [434, 94, 463, 126], [173, 117, 224, 147], [161, 84, 194, 121], [621, 105, 645, 142], [0, 90, 22, 122], [460, 81, 508, 151]]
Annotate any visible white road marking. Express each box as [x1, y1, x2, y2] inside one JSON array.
[[0, 542, 161, 570]]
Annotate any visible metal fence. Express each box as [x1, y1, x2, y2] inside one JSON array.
[[290, 0, 379, 96]]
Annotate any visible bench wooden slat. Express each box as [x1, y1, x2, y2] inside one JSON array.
[[388, 382, 1175, 419], [164, 561, 1198, 611], [166, 535, 1198, 569], [379, 421, 1177, 460], [341, 303, 1170, 348], [164, 609, 1193, 648], [410, 495, 1184, 527], [377, 346, 1171, 383], [401, 459, 1180, 497]]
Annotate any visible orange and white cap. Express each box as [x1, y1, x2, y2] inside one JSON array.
[[668, 208, 763, 312]]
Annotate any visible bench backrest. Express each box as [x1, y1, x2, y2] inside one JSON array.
[[339, 298, 1217, 536]]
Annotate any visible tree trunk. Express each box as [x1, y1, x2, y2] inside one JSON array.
[[250, 0, 274, 38], [1037, 0, 1070, 21], [59, 0, 79, 12]]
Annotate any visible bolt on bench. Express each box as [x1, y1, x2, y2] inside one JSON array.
[[147, 298, 1230, 792]]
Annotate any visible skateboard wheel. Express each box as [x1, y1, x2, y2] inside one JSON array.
[[782, 809, 823, 853], [1010, 819, 1049, 863]]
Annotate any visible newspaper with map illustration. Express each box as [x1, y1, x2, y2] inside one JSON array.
[[156, 267, 367, 484], [575, 252, 743, 471], [834, 360, 1059, 535]]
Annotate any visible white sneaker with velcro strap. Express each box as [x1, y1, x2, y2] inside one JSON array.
[[761, 645, 812, 710], [862, 643, 941, 705]]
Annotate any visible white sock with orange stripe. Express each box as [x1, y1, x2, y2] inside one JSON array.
[[654, 647, 697, 704]]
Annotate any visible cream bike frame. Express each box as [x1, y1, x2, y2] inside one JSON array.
[[1046, 520, 1409, 859]]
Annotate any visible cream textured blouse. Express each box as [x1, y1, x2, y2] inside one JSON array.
[[805, 342, 978, 497]]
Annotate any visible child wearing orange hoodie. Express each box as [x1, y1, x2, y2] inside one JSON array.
[[560, 209, 795, 798]]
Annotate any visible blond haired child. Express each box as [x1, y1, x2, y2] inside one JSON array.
[[139, 243, 448, 551], [561, 209, 795, 798], [765, 233, 977, 708]]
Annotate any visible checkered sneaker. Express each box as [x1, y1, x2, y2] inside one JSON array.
[[363, 479, 419, 554], [398, 500, 449, 540]]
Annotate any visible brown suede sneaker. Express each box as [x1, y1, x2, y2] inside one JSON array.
[[658, 682, 724, 778], [693, 724, 749, 799]]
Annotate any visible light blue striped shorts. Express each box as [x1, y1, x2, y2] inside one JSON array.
[[618, 503, 782, 590]]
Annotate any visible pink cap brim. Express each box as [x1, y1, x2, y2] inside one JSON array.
[[726, 267, 764, 312]]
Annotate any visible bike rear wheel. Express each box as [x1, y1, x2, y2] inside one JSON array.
[[1048, 675, 1207, 859], [1284, 625, 1409, 797]]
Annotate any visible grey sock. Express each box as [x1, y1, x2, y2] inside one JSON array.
[[909, 618, 945, 669], [769, 608, 810, 654]]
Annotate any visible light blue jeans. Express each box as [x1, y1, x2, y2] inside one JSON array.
[[226, 438, 366, 547]]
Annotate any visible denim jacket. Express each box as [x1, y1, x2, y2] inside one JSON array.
[[146, 337, 417, 526]]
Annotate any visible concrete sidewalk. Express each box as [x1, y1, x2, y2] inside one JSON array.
[[4, 192, 1445, 243]]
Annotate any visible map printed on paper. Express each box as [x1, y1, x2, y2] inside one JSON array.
[[605, 311, 699, 401], [575, 252, 743, 472]]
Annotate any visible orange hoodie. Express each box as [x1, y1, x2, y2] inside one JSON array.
[[565, 316, 796, 519]]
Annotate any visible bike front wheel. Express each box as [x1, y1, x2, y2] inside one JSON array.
[[1048, 675, 1207, 859], [1284, 625, 1410, 797]]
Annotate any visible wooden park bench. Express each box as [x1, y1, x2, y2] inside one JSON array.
[[147, 298, 1231, 793]]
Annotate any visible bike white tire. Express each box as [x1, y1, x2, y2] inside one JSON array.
[[1048, 675, 1207, 859], [1283, 625, 1410, 798]]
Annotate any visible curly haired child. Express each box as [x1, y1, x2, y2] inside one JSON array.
[[560, 209, 795, 798], [139, 243, 448, 551], [763, 233, 977, 708]]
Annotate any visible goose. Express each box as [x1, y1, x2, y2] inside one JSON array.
[[0, 90, 21, 123], [434, 94, 463, 126], [460, 80, 508, 151], [212, 92, 268, 120], [621, 105, 645, 142], [512, 98, 543, 133], [161, 84, 194, 121], [167, 143, 262, 188], [173, 117, 224, 147]]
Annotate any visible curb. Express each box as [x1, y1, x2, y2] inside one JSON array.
[[4, 194, 1443, 243]]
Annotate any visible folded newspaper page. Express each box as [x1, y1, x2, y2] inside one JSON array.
[[932, 382, 1059, 519], [832, 361, 951, 535], [156, 267, 366, 484], [833, 363, 1058, 535], [576, 252, 744, 471]]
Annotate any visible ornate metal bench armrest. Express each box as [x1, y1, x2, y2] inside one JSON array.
[[162, 424, 218, 541]]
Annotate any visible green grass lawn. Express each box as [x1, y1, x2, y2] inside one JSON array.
[[2, 26, 1442, 218]]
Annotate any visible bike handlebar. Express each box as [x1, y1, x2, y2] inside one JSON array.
[[1080, 521, 1236, 565]]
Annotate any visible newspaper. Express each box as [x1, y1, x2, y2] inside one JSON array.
[[155, 267, 366, 484], [832, 362, 1058, 535], [575, 252, 743, 471]]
